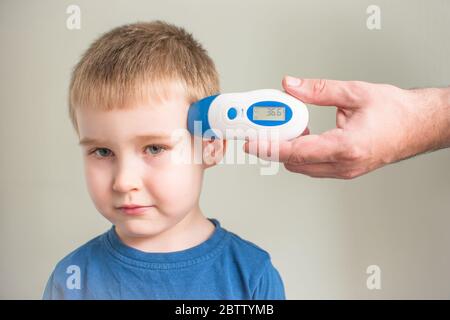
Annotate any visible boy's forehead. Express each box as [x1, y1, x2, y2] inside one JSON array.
[[77, 98, 189, 142]]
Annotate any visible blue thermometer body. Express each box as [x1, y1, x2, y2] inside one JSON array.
[[188, 89, 308, 140]]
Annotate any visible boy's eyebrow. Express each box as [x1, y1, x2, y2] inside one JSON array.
[[78, 134, 173, 146]]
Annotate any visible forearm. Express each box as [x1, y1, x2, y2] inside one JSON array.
[[401, 86, 450, 161]]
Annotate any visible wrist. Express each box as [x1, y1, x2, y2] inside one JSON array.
[[424, 87, 450, 150], [438, 87, 450, 148], [403, 87, 450, 160]]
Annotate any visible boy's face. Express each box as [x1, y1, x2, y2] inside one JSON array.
[[76, 93, 219, 239]]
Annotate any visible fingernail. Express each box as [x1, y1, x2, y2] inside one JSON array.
[[285, 76, 302, 87]]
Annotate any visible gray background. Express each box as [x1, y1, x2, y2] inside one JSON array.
[[1, 0, 449, 299]]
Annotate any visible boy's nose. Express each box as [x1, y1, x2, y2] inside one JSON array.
[[112, 162, 143, 193]]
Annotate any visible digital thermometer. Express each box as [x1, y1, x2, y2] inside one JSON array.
[[187, 89, 308, 140]]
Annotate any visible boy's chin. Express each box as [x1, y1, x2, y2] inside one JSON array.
[[116, 219, 170, 238]]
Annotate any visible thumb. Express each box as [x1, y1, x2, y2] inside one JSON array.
[[243, 139, 294, 162], [244, 128, 346, 164], [243, 127, 310, 162], [282, 76, 366, 109]]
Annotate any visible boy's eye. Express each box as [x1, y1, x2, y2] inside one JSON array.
[[89, 145, 167, 158], [92, 148, 112, 157], [145, 145, 166, 155]]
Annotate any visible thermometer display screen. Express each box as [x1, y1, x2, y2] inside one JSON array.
[[252, 107, 285, 121]]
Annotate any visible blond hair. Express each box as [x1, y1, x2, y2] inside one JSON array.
[[69, 20, 220, 134]]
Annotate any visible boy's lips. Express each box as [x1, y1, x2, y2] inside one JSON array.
[[117, 204, 151, 209], [116, 204, 154, 215]]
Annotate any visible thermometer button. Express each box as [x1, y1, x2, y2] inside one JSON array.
[[227, 107, 238, 120]]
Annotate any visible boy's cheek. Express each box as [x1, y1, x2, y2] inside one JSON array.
[[84, 165, 114, 211], [85, 164, 109, 190], [148, 165, 203, 207]]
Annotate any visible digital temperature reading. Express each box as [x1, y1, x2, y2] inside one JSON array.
[[252, 107, 285, 121]]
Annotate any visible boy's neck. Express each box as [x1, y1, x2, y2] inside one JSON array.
[[115, 205, 215, 253]]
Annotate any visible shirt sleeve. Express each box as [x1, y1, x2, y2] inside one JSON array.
[[252, 260, 286, 300]]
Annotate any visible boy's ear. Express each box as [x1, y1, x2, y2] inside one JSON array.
[[202, 138, 227, 168]]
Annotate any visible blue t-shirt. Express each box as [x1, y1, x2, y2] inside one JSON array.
[[43, 219, 285, 299]]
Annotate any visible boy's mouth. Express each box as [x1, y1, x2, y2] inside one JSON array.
[[116, 204, 154, 215], [118, 204, 150, 209]]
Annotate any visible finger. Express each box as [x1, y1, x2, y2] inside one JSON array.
[[243, 128, 346, 164], [282, 76, 369, 109], [242, 127, 309, 161], [284, 162, 344, 179], [243, 139, 294, 162], [243, 126, 309, 145]]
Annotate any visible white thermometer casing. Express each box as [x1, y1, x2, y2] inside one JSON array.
[[188, 89, 308, 140]]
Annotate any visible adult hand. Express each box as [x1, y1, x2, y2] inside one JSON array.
[[244, 76, 450, 179]]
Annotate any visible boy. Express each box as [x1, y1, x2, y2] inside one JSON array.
[[43, 21, 285, 299]]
